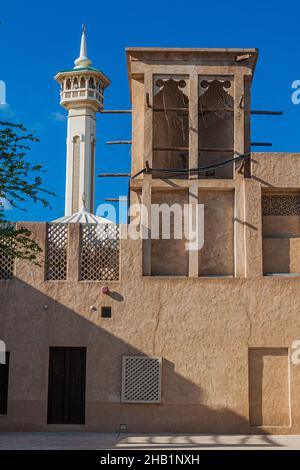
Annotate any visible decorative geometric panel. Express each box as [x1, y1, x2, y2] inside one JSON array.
[[121, 356, 162, 404], [0, 248, 14, 281], [262, 195, 300, 216], [80, 224, 119, 281], [45, 224, 68, 281]]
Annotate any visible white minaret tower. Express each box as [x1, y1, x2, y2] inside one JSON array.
[[55, 26, 110, 216]]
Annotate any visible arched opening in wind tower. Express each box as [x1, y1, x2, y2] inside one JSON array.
[[152, 77, 189, 179], [198, 78, 234, 179]]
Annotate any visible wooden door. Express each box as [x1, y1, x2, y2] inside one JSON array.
[[47, 347, 86, 424]]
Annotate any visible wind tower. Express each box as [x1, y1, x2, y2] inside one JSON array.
[[55, 26, 111, 216]]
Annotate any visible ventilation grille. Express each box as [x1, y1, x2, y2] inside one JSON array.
[[45, 224, 68, 281], [121, 356, 162, 404], [80, 224, 119, 281], [262, 194, 300, 216]]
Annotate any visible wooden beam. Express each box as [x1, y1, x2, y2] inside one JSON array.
[[235, 53, 252, 62], [100, 110, 132, 114], [250, 142, 272, 147], [106, 140, 132, 145], [104, 197, 128, 202], [251, 110, 283, 115], [97, 173, 131, 177]]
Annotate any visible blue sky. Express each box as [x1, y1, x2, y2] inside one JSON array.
[[1, 0, 300, 222]]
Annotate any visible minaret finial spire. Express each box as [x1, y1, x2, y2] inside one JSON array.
[[74, 24, 92, 69]]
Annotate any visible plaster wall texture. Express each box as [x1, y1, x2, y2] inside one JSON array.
[[1, 213, 300, 433], [151, 190, 188, 276], [198, 190, 234, 276]]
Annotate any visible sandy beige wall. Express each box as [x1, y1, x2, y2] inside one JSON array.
[[151, 190, 188, 276], [199, 190, 234, 276], [1, 222, 300, 433]]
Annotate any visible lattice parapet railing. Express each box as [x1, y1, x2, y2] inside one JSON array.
[[121, 356, 162, 404], [45, 224, 68, 281], [0, 227, 14, 280], [80, 224, 120, 281], [0, 254, 14, 280]]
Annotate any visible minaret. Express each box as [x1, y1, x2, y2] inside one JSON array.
[[55, 26, 111, 216]]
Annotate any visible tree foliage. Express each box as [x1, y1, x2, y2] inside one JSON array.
[[0, 121, 55, 263]]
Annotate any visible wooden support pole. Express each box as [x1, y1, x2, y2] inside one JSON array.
[[250, 110, 283, 115], [104, 198, 128, 202], [250, 142, 272, 147], [106, 141, 132, 145], [100, 110, 132, 114], [235, 53, 252, 62], [97, 173, 130, 177]]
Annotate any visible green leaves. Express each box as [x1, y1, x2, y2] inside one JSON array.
[[0, 121, 55, 263], [0, 222, 42, 265]]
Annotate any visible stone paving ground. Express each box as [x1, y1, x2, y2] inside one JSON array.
[[0, 433, 299, 450]]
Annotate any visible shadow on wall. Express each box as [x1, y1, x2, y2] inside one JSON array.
[[0, 277, 276, 447]]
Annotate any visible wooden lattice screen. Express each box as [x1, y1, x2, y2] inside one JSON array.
[[80, 224, 119, 281], [0, 249, 14, 281], [45, 224, 68, 281], [0, 224, 15, 281]]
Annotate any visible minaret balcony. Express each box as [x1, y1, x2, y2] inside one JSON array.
[[60, 86, 104, 109]]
